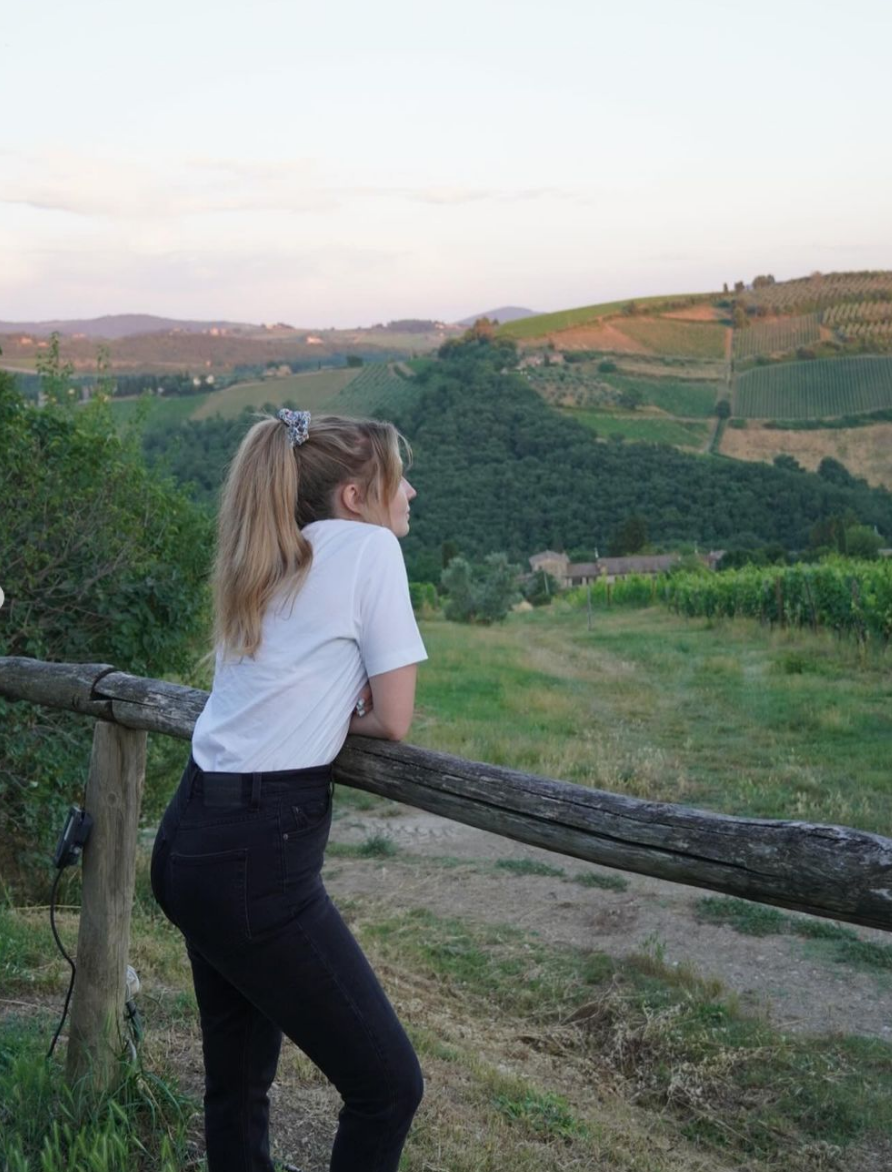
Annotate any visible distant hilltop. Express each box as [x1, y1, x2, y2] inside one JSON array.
[[456, 306, 538, 327], [0, 309, 543, 339], [0, 313, 268, 340]]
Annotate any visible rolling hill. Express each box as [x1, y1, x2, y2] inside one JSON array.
[[498, 272, 892, 488], [0, 313, 262, 339]]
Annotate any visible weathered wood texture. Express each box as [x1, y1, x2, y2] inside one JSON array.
[[0, 657, 206, 735], [334, 739, 892, 931], [66, 721, 147, 1089], [0, 658, 117, 719], [2, 657, 891, 932]]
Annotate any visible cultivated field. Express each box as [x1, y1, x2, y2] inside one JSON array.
[[733, 356, 892, 419], [743, 271, 892, 313], [732, 314, 821, 360], [331, 362, 419, 417], [535, 320, 651, 353], [825, 302, 892, 327], [496, 294, 713, 341], [104, 362, 415, 429], [524, 366, 719, 417], [616, 318, 728, 359]]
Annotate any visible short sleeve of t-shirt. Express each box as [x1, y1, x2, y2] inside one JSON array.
[[357, 527, 428, 678]]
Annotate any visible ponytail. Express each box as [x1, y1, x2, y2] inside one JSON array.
[[209, 412, 410, 661]]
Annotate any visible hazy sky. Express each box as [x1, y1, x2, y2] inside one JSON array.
[[2, 0, 890, 326]]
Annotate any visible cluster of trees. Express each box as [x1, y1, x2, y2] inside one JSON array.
[[383, 320, 441, 333], [440, 553, 520, 623], [110, 370, 218, 397]]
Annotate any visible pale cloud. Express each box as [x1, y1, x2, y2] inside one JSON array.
[[1, 149, 594, 225], [405, 187, 493, 205], [401, 185, 572, 205], [1, 150, 340, 220]]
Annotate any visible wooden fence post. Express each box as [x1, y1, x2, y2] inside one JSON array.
[[66, 721, 147, 1090]]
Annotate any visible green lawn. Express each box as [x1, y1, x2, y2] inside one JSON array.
[[413, 606, 892, 835]]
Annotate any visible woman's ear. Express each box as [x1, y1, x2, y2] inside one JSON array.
[[334, 481, 367, 520]]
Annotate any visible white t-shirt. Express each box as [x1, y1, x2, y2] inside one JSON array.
[[191, 520, 428, 772]]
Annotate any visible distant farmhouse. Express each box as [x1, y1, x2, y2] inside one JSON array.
[[528, 549, 724, 587]]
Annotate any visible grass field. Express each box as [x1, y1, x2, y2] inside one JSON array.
[[191, 368, 359, 420], [411, 606, 892, 834], [717, 419, 892, 489], [563, 408, 709, 447], [3, 605, 891, 1170], [497, 294, 713, 341], [733, 355, 892, 419], [610, 374, 719, 417]]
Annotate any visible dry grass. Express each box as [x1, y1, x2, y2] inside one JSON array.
[[717, 420, 892, 488], [542, 322, 651, 353]]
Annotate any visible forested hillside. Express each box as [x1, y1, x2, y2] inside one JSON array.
[[133, 337, 892, 581], [390, 339, 892, 580]]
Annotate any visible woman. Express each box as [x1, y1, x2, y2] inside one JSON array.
[[151, 408, 427, 1172]]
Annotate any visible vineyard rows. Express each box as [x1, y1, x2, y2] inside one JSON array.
[[824, 302, 892, 325], [333, 362, 416, 415], [744, 272, 892, 312], [665, 561, 892, 641], [733, 356, 892, 419], [836, 322, 892, 341], [732, 313, 819, 359], [565, 561, 892, 642]]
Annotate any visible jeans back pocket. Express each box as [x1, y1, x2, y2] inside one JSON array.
[[170, 847, 250, 955]]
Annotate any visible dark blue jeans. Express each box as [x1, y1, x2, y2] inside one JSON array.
[[150, 755, 423, 1172]]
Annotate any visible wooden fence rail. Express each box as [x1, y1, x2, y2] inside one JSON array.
[[2, 654, 892, 1090]]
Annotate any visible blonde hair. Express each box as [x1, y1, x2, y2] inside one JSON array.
[[209, 412, 411, 661]]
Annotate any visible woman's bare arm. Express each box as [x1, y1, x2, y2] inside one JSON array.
[[348, 664, 418, 740]]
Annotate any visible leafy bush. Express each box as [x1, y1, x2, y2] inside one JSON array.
[[409, 581, 439, 614], [0, 372, 213, 886], [440, 554, 521, 624], [521, 569, 560, 607]]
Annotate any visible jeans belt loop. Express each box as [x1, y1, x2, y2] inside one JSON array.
[[251, 771, 262, 810], [188, 755, 200, 798]]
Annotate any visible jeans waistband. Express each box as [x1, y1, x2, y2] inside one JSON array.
[[187, 754, 333, 809]]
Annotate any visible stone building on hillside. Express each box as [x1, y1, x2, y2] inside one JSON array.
[[526, 549, 725, 588], [528, 550, 569, 579], [595, 554, 680, 583]]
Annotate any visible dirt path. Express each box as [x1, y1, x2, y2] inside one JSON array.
[[328, 803, 892, 1042]]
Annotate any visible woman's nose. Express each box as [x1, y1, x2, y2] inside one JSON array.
[[405, 480, 417, 500]]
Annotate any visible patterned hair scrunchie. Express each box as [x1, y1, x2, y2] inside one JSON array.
[[276, 408, 311, 447]]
